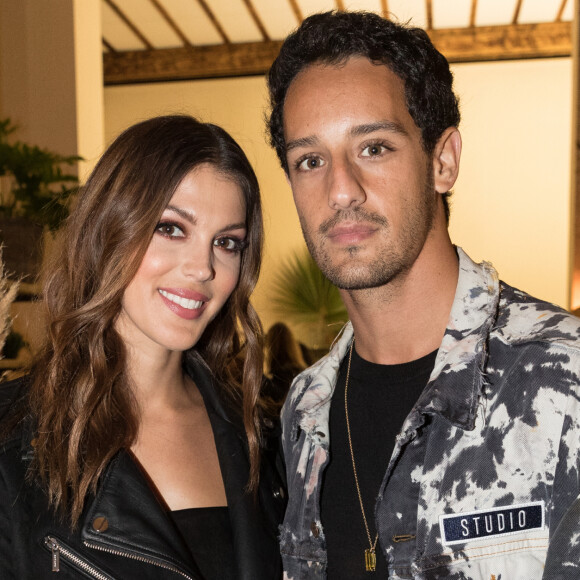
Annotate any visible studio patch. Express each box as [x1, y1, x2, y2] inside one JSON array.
[[439, 501, 545, 546]]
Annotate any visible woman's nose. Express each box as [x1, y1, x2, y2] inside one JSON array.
[[181, 244, 215, 282]]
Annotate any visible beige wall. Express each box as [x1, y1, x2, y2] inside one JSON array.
[[451, 58, 573, 309], [104, 56, 574, 334]]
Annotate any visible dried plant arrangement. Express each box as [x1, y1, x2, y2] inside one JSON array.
[[0, 247, 18, 356]]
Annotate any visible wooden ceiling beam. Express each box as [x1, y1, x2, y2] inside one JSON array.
[[196, 0, 230, 43], [425, 0, 433, 30], [469, 0, 478, 28], [102, 37, 117, 53], [512, 0, 523, 25], [380, 0, 389, 19], [104, 0, 153, 50], [104, 40, 284, 84], [149, 0, 191, 47], [103, 21, 572, 85], [287, 0, 303, 24], [556, 0, 568, 22], [430, 21, 571, 63], [241, 0, 271, 41]]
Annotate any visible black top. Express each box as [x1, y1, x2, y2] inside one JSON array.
[[170, 506, 236, 580], [321, 345, 437, 579]]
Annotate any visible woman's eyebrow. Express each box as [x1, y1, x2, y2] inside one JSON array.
[[165, 205, 196, 224], [165, 206, 246, 233]]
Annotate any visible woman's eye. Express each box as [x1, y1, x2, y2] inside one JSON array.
[[156, 222, 185, 238], [361, 143, 388, 157], [296, 156, 325, 172], [214, 237, 245, 253]]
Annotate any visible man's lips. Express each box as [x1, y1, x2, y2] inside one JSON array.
[[325, 224, 378, 244]]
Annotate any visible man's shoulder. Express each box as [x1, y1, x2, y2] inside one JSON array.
[[494, 281, 580, 351]]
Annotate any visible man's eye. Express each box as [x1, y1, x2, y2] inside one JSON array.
[[296, 156, 325, 171], [361, 143, 387, 157], [156, 223, 185, 238]]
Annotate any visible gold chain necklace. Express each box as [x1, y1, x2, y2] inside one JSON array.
[[344, 339, 379, 572]]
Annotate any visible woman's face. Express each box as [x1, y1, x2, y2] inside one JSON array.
[[116, 164, 247, 358]]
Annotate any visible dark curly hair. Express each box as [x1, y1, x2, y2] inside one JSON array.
[[266, 10, 461, 215]]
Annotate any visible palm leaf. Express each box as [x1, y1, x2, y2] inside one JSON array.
[[271, 250, 348, 347]]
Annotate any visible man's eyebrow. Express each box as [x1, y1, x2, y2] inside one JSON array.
[[285, 121, 409, 154], [286, 135, 319, 153], [350, 121, 408, 137]]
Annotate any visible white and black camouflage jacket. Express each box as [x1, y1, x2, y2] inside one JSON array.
[[279, 247, 580, 579]]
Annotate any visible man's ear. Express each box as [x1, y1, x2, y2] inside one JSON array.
[[432, 127, 462, 194]]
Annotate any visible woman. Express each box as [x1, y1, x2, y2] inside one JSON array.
[[0, 115, 285, 579]]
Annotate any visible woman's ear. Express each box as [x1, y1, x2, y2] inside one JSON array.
[[432, 127, 462, 194]]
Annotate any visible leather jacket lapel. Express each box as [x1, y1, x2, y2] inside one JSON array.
[[82, 450, 204, 579], [188, 359, 284, 580]]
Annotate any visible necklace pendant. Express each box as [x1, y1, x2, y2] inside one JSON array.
[[365, 549, 376, 572]]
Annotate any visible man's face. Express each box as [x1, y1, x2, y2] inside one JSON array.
[[283, 57, 440, 290]]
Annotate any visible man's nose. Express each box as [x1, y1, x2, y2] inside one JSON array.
[[327, 158, 366, 210]]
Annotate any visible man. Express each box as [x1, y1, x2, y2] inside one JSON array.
[[266, 10, 580, 579]]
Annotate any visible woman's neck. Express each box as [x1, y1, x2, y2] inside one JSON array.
[[125, 346, 194, 412]]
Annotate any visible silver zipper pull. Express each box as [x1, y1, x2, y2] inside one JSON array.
[[46, 538, 60, 572]]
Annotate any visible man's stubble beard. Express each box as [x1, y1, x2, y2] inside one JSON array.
[[299, 175, 438, 291]]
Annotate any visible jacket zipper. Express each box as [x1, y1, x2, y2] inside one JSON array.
[[45, 536, 195, 579], [84, 540, 195, 579], [44, 536, 111, 579]]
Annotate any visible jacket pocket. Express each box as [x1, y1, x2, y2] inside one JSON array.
[[44, 536, 115, 579], [418, 531, 549, 579]]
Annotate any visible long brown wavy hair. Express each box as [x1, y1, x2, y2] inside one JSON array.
[[25, 115, 264, 525]]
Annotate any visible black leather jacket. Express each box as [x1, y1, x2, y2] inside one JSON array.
[[0, 361, 285, 579]]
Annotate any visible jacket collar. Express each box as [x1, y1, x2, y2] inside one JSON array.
[[415, 247, 499, 429], [290, 247, 500, 436], [81, 450, 203, 578]]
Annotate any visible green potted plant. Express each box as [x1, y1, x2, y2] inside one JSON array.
[[270, 249, 348, 358], [0, 118, 81, 280]]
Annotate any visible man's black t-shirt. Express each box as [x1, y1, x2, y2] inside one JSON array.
[[320, 345, 437, 578]]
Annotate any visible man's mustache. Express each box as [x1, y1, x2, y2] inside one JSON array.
[[319, 208, 389, 235]]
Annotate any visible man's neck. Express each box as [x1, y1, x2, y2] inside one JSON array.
[[341, 236, 459, 365]]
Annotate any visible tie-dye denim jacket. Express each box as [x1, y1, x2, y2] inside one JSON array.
[[279, 248, 580, 579]]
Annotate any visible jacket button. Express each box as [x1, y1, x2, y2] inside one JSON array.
[[310, 521, 320, 538], [273, 486, 285, 499], [92, 516, 109, 532]]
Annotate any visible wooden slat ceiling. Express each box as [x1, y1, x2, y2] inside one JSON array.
[[102, 0, 573, 85]]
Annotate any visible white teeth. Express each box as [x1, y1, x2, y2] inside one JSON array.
[[159, 290, 203, 310]]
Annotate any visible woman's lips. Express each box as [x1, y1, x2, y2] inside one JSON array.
[[158, 288, 209, 320]]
